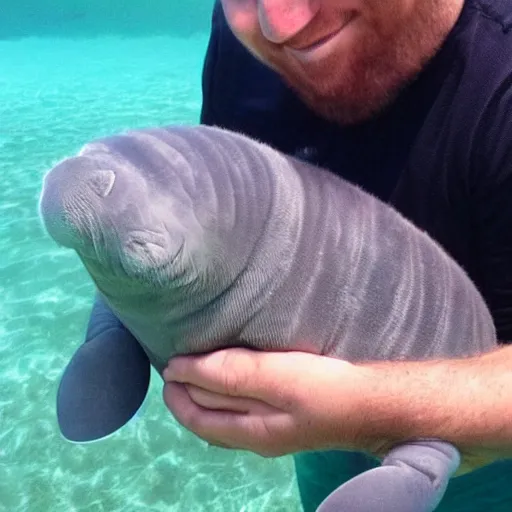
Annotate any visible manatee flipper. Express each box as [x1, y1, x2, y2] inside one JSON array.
[[317, 441, 461, 512], [56, 294, 151, 443]]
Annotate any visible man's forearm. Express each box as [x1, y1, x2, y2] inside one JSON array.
[[360, 343, 512, 461]]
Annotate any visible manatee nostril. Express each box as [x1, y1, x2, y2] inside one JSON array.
[[89, 169, 116, 198], [128, 241, 167, 258]]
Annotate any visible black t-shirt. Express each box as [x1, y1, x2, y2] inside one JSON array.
[[200, 0, 512, 343]]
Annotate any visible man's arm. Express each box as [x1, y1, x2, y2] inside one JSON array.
[[162, 344, 512, 466], [361, 344, 512, 464]]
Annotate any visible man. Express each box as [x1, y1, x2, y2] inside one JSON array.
[[162, 0, 512, 510]]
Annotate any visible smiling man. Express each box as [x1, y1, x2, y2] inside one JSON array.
[[220, 0, 463, 124], [159, 0, 512, 511]]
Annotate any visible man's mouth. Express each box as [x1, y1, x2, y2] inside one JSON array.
[[284, 12, 358, 62]]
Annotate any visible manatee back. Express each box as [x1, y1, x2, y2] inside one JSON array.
[[193, 126, 498, 362]]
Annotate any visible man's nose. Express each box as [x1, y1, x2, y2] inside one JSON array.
[[258, 0, 319, 43]]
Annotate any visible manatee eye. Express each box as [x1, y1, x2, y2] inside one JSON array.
[[88, 169, 116, 197]]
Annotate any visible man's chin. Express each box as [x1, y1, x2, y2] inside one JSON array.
[[285, 81, 394, 126]]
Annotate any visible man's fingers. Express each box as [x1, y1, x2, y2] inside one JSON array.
[[185, 383, 260, 413], [163, 347, 325, 410], [163, 381, 289, 455], [164, 348, 257, 393], [164, 348, 292, 403], [163, 381, 255, 448]]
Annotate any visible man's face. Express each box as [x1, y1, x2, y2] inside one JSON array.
[[220, 0, 463, 124]]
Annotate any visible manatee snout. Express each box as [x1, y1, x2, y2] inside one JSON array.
[[39, 154, 179, 277], [39, 156, 114, 249]]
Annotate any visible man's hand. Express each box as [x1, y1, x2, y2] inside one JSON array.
[[163, 348, 384, 457]]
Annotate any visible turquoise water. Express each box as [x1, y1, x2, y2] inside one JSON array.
[[0, 1, 212, 39], [0, 34, 301, 511]]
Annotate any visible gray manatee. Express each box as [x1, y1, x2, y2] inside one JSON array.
[[39, 124, 497, 512]]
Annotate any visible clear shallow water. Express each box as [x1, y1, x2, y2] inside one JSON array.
[[0, 35, 301, 511], [0, 0, 212, 39]]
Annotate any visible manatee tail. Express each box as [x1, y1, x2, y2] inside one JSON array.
[[316, 440, 460, 512], [57, 294, 151, 443]]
